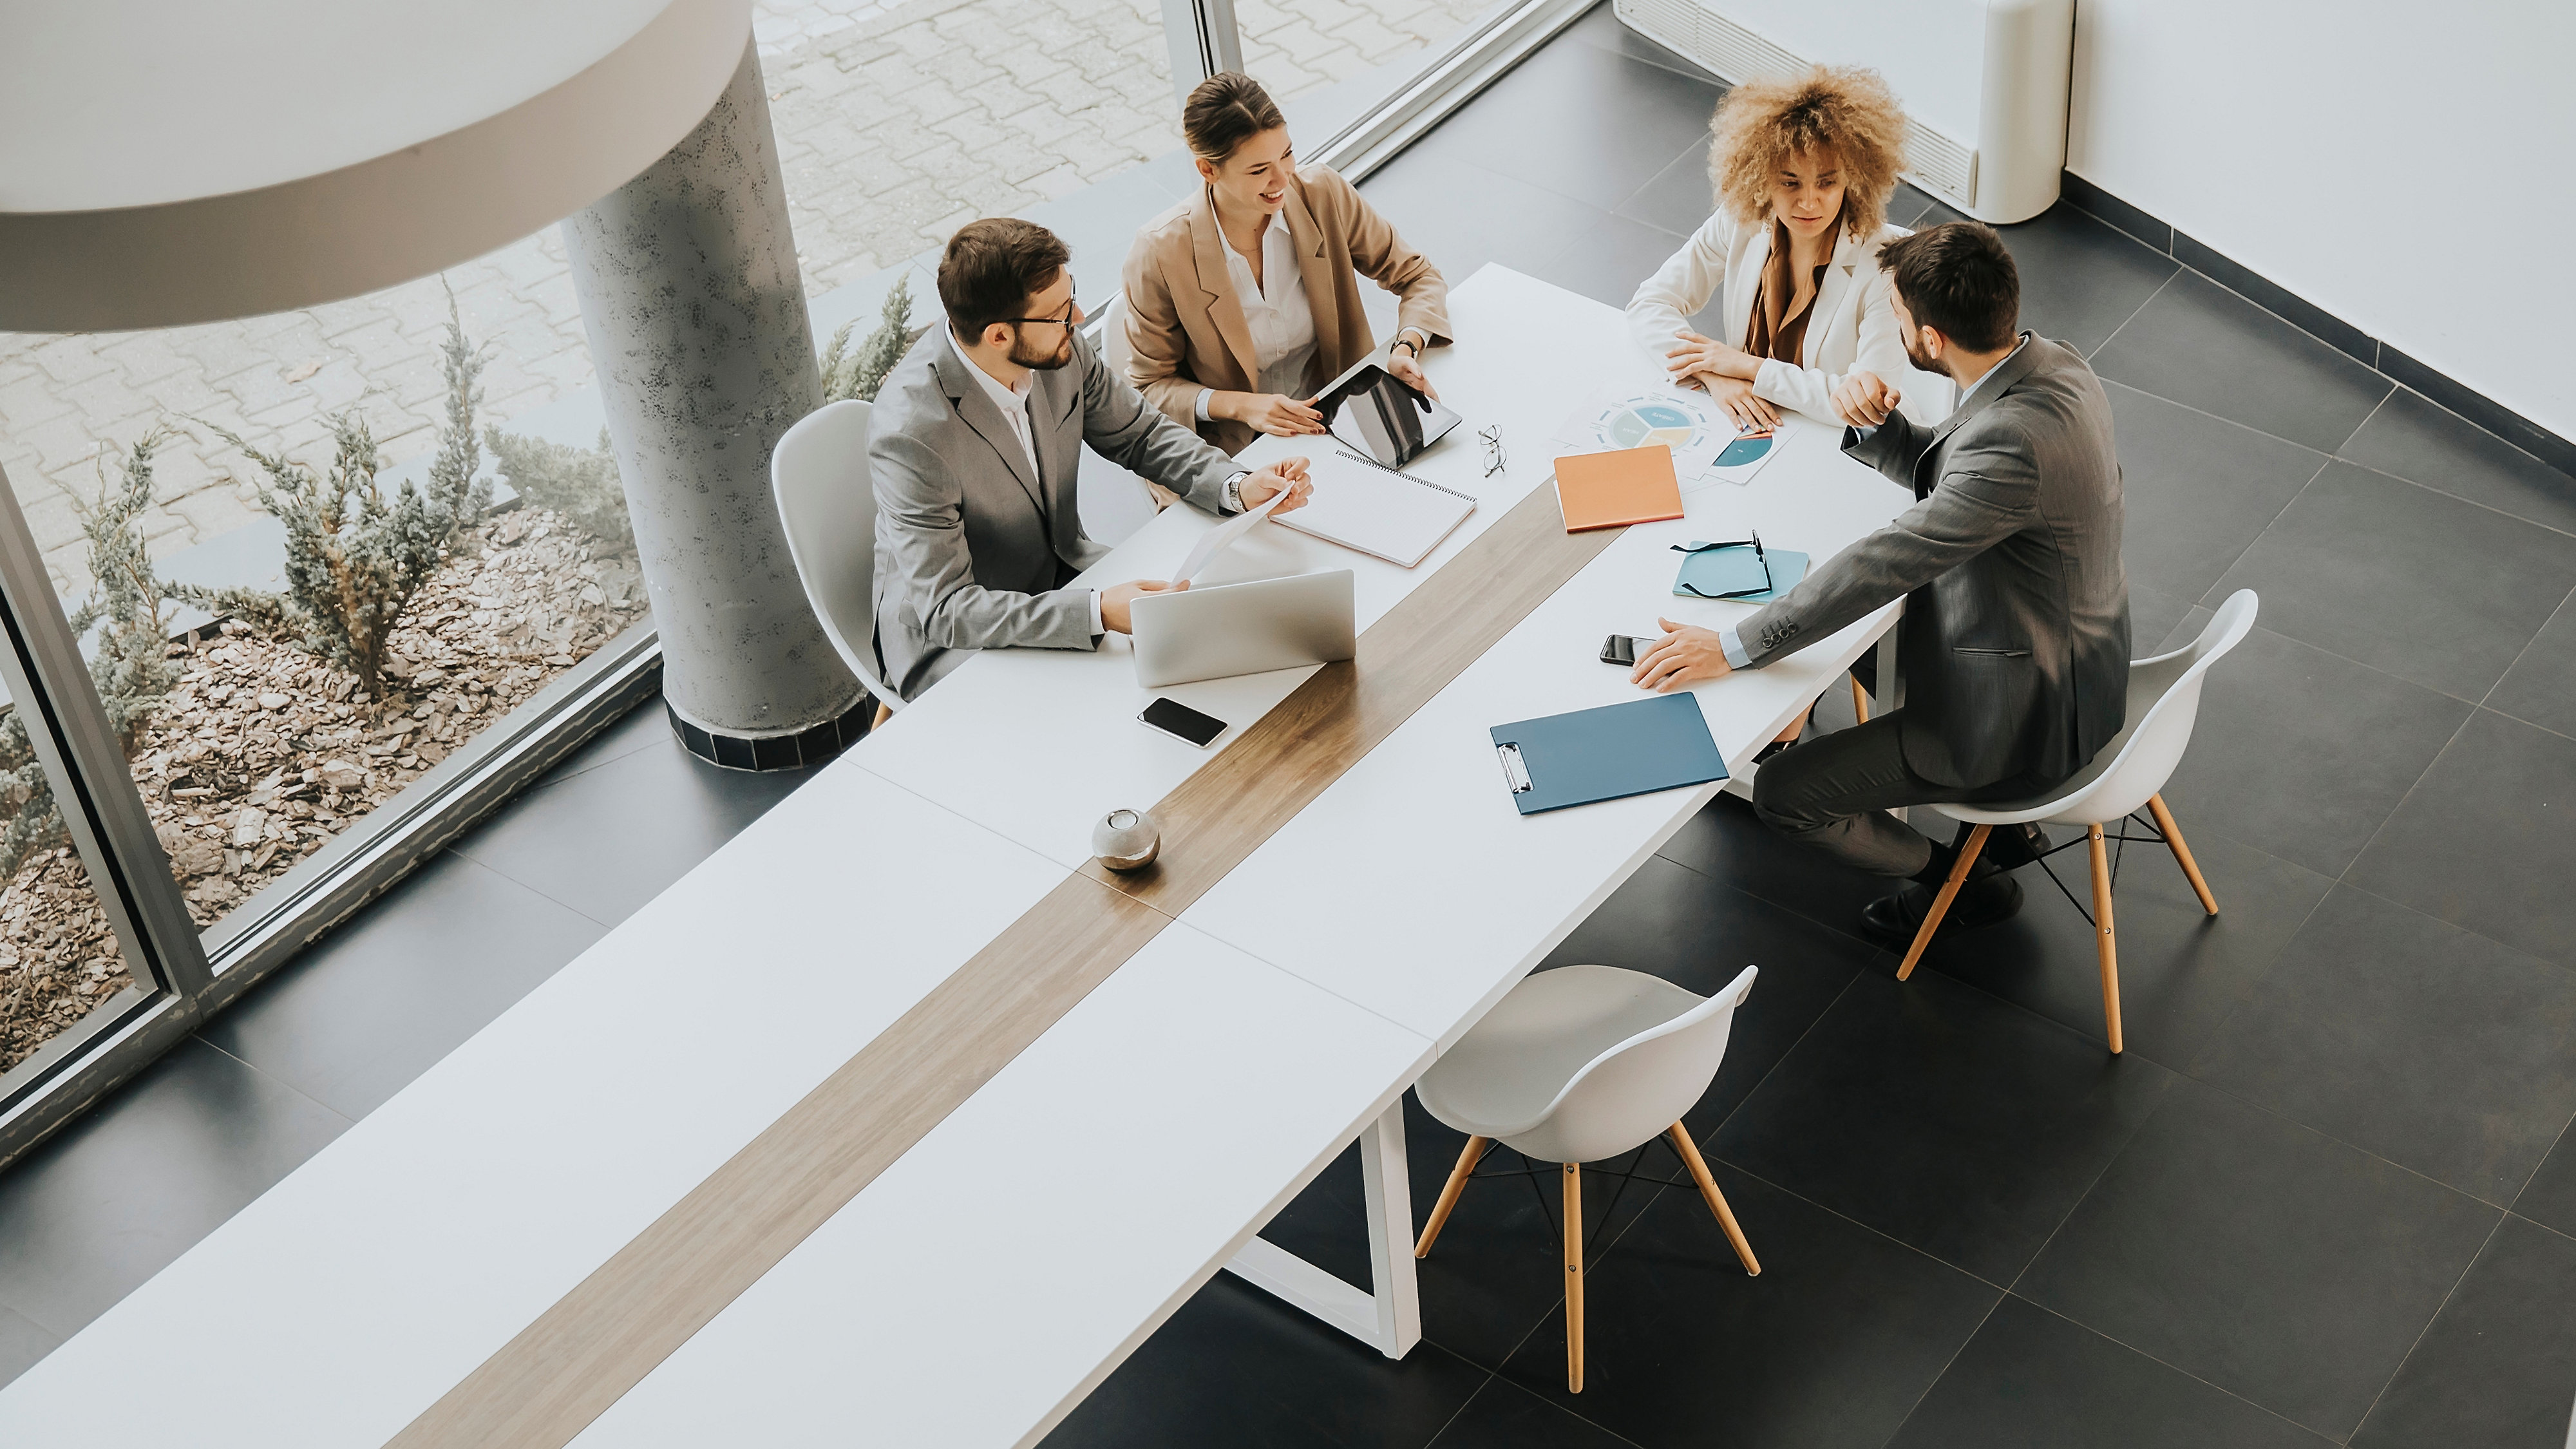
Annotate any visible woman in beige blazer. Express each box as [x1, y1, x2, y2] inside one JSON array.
[[1628, 66, 1953, 431], [1122, 72, 1452, 455]]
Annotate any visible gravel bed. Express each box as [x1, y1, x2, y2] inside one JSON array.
[[0, 507, 641, 1072]]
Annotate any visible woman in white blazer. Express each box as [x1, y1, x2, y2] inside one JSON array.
[[1629, 66, 1953, 431]]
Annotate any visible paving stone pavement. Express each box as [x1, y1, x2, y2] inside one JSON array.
[[0, 0, 1490, 600]]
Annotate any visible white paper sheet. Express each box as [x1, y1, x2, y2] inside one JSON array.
[[1698, 414, 1795, 488], [1549, 384, 1728, 478], [1171, 486, 1291, 585]]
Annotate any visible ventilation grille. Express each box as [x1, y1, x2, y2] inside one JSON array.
[[1613, 0, 1978, 211]]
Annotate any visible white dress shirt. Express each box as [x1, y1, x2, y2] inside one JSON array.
[[951, 327, 1103, 636], [1627, 213, 1954, 429], [1195, 215, 1316, 420]]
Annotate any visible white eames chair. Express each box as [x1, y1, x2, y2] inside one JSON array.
[[1899, 590, 2261, 1054], [1411, 963, 1760, 1392], [772, 398, 904, 724]]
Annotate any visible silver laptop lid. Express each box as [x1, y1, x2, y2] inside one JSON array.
[[1130, 570, 1357, 689]]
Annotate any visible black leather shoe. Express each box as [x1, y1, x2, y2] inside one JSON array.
[[1861, 873, 2025, 942]]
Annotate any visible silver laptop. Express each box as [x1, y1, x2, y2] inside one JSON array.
[[1130, 570, 1357, 688]]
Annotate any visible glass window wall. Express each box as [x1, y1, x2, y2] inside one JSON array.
[[0, 0, 1509, 1156], [1240, 0, 1501, 117], [0, 252, 645, 970]]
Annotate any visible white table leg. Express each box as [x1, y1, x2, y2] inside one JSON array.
[[1223, 1099, 1421, 1359]]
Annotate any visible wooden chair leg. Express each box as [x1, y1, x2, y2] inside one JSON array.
[[1850, 676, 1871, 724], [2088, 823, 2125, 1055], [1413, 1136, 1487, 1258], [1562, 1162, 1584, 1394], [1666, 1124, 1759, 1275], [1897, 823, 1991, 981], [2146, 793, 2219, 916], [871, 700, 893, 730]]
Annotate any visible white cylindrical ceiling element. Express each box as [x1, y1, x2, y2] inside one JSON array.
[[0, 0, 753, 333]]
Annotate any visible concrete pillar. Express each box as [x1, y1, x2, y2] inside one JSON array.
[[562, 39, 864, 772]]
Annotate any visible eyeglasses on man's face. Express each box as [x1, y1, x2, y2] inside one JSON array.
[[1001, 278, 1081, 332]]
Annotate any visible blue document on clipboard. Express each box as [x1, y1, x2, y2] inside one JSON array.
[[1490, 694, 1728, 815]]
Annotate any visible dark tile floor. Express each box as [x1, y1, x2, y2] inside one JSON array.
[[8, 8, 2576, 1445], [1045, 10, 2576, 1447]]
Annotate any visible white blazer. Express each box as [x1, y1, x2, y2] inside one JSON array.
[[1627, 213, 1955, 428]]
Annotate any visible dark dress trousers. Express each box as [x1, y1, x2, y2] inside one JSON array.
[[1738, 333, 2131, 795]]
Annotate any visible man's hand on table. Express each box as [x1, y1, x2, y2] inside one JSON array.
[[1632, 617, 1735, 692], [1238, 457, 1314, 515]]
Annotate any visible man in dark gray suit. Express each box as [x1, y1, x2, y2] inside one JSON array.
[[871, 218, 1312, 699], [1632, 222, 2128, 936]]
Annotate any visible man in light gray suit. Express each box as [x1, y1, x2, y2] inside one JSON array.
[[1631, 222, 2128, 937], [871, 218, 1312, 699]]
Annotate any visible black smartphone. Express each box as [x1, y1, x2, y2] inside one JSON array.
[[1139, 697, 1227, 748], [1600, 634, 1654, 667]]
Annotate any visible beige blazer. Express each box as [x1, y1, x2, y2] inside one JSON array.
[[1627, 213, 1955, 428], [1122, 164, 1451, 455]]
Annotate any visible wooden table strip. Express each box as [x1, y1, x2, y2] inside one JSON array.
[[387, 871, 1170, 1449], [1079, 485, 1622, 911], [390, 483, 1618, 1448]]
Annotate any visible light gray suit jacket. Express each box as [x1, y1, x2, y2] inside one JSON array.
[[1738, 334, 2130, 790], [870, 325, 1239, 699]]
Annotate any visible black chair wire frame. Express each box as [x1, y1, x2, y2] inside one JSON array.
[[1452, 1132, 1712, 1271], [2012, 809, 2173, 929]]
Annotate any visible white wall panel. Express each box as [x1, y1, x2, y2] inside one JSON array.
[[1720, 0, 1989, 141], [2069, 0, 2576, 439]]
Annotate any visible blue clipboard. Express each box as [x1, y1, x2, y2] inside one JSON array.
[[1490, 694, 1728, 815]]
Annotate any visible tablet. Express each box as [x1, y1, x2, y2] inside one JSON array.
[[1315, 362, 1463, 468]]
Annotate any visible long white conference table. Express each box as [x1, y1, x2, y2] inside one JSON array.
[[0, 267, 1904, 1448]]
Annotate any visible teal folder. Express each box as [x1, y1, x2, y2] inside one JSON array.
[[1672, 544, 1808, 603], [1490, 694, 1728, 816]]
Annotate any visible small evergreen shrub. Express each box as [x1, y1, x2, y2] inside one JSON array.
[[484, 426, 633, 551], [177, 301, 491, 698], [820, 276, 927, 404], [0, 431, 184, 879]]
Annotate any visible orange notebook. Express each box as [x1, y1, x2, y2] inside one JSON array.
[[1553, 444, 1684, 532]]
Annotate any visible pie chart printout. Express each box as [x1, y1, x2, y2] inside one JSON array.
[[1555, 390, 1723, 477], [1604, 400, 1703, 453], [1549, 386, 1789, 485]]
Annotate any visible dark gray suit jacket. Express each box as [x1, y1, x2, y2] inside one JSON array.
[[1738, 334, 2130, 790], [871, 325, 1238, 699]]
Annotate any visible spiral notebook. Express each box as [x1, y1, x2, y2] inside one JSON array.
[[1273, 450, 1477, 569]]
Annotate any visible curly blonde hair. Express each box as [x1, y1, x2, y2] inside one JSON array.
[[1707, 66, 1908, 240]]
